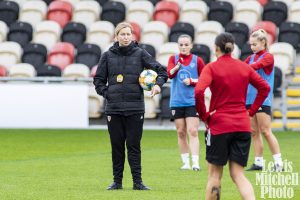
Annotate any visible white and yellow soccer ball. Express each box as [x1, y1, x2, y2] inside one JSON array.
[[139, 69, 158, 91]]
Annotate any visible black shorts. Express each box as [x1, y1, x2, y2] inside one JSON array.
[[205, 130, 251, 167], [246, 105, 271, 116], [170, 106, 199, 120]]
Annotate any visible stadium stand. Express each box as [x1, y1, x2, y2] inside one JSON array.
[[225, 22, 249, 49], [9, 63, 36, 77], [234, 0, 262, 29], [101, 1, 126, 26], [0, 1, 19, 26], [0, 20, 8, 42], [47, 42, 75, 70], [36, 64, 62, 77], [63, 63, 90, 78], [19, 0, 47, 28], [153, 1, 180, 28], [126, 0, 154, 28], [22, 43, 47, 69], [139, 43, 156, 58], [47, 1, 73, 28], [75, 43, 101, 69], [278, 22, 300, 53], [191, 43, 210, 65], [169, 22, 194, 42], [72, 0, 101, 28], [141, 21, 168, 51], [8, 21, 33, 47], [61, 22, 87, 48], [0, 41, 22, 70], [208, 1, 233, 27], [289, 1, 300, 24], [157, 42, 179, 67], [262, 1, 288, 26]]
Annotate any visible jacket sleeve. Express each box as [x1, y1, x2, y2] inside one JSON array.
[[248, 68, 271, 116], [249, 53, 274, 72], [167, 55, 179, 79], [93, 52, 108, 98], [195, 64, 213, 121], [141, 49, 168, 88]]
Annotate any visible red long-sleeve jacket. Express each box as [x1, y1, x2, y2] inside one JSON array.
[[244, 50, 274, 74], [195, 54, 270, 135]]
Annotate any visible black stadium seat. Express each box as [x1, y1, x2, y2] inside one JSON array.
[[95, 0, 109, 6], [279, 22, 300, 52], [36, 64, 62, 77], [240, 43, 252, 61], [139, 43, 156, 58], [159, 85, 172, 119], [101, 1, 126, 26], [0, 0, 19, 26], [263, 1, 287, 26], [274, 66, 282, 97], [61, 22, 86, 48], [225, 22, 249, 49], [208, 1, 233, 27], [191, 43, 210, 64], [169, 22, 194, 42], [22, 43, 47, 69], [8, 21, 33, 47], [75, 43, 101, 69]]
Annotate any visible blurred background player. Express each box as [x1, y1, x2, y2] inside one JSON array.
[[245, 29, 283, 171], [195, 32, 270, 200], [167, 34, 205, 171], [94, 22, 167, 190]]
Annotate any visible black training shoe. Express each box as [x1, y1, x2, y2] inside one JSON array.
[[133, 182, 151, 190], [107, 182, 123, 190], [246, 164, 263, 171]]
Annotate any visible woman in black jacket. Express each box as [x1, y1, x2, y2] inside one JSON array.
[[94, 22, 168, 190]]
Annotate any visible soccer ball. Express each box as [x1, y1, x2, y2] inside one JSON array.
[[139, 69, 158, 91]]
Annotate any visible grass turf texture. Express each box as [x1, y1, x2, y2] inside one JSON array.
[[0, 129, 299, 200]]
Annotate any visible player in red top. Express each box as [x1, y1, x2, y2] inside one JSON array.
[[195, 32, 270, 200], [245, 29, 283, 171]]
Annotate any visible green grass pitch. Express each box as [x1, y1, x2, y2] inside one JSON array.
[[0, 129, 299, 200]]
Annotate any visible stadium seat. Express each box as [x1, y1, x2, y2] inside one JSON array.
[[240, 43, 252, 61], [252, 21, 277, 45], [269, 42, 295, 74], [56, 0, 80, 8], [272, 0, 293, 7], [289, 1, 300, 24], [141, 21, 169, 51], [9, 63, 36, 77], [257, 0, 269, 6], [19, 0, 47, 28], [8, 21, 33, 47], [101, 1, 126, 26], [195, 21, 224, 51], [147, 0, 160, 6], [179, 1, 208, 30], [73, 0, 101, 28], [93, 0, 109, 6], [0, 20, 8, 42], [165, 0, 186, 7], [232, 44, 241, 59], [153, 1, 179, 28], [75, 43, 101, 68], [130, 22, 141, 41], [33, 20, 61, 50], [47, 42, 75, 70], [273, 66, 282, 97], [87, 21, 114, 51], [0, 1, 19, 26], [88, 86, 105, 118], [114, 0, 132, 8], [278, 22, 300, 52], [47, 1, 73, 28], [144, 90, 160, 119], [41, 0, 52, 5], [234, 0, 262, 29], [0, 65, 8, 76], [191, 43, 210, 64], [90, 65, 97, 77], [63, 63, 90, 78], [61, 22, 86, 48], [208, 1, 233, 27], [157, 42, 179, 67], [22, 43, 47, 69], [126, 1, 154, 28], [159, 85, 171, 119], [139, 43, 156, 58], [36, 63, 62, 76], [225, 22, 249, 49], [169, 22, 194, 42], [263, 1, 288, 26], [0, 41, 22, 70]]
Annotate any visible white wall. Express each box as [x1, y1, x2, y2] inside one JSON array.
[[0, 83, 89, 128]]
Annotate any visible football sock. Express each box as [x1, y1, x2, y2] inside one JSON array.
[[254, 156, 263, 167], [273, 153, 283, 166], [181, 153, 190, 165]]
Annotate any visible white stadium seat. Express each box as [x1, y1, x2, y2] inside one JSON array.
[[33, 20, 61, 50], [0, 41, 22, 71], [9, 63, 36, 77], [179, 1, 208, 29], [19, 0, 47, 28], [157, 42, 179, 67], [234, 0, 262, 29], [289, 1, 300, 24], [144, 90, 160, 119], [0, 21, 8, 42], [89, 86, 105, 118], [63, 63, 90, 78], [126, 1, 154, 28]]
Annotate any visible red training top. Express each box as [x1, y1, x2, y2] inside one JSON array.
[[195, 54, 270, 135], [244, 50, 274, 74], [167, 54, 205, 86]]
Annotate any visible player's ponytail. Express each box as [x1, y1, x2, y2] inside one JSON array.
[[251, 29, 268, 50], [215, 32, 235, 54]]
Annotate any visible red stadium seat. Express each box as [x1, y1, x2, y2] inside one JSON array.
[[258, 0, 269, 6], [0, 65, 7, 76], [47, 1, 72, 28], [130, 22, 141, 41], [153, 1, 179, 28], [252, 21, 277, 45], [47, 42, 75, 70], [90, 65, 98, 77]]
